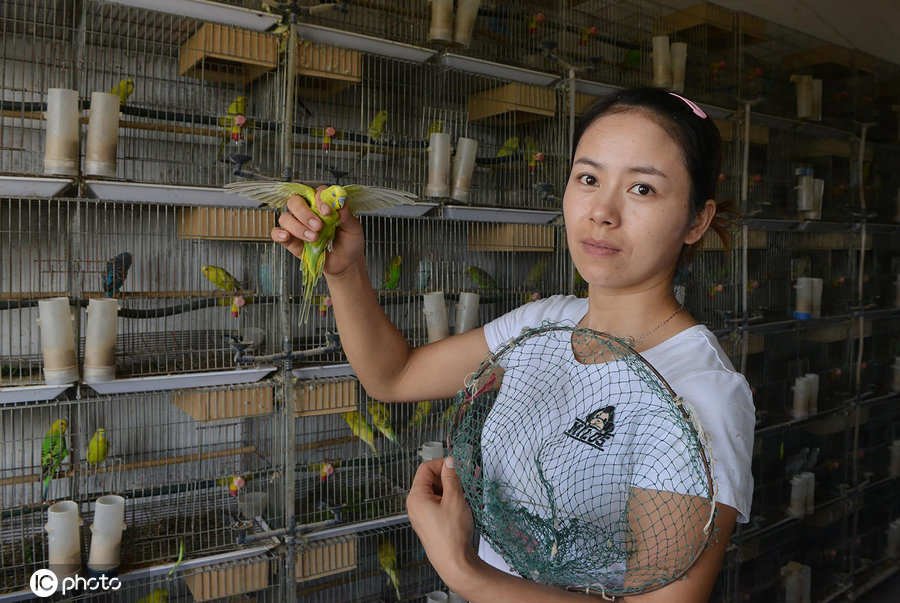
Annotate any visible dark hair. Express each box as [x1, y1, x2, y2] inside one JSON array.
[[572, 88, 732, 262]]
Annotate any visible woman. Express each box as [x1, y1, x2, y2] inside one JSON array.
[[272, 88, 754, 601]]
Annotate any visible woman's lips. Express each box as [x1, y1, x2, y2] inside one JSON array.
[[582, 239, 620, 257]]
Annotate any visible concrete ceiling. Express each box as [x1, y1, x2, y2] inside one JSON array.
[[652, 0, 900, 67]]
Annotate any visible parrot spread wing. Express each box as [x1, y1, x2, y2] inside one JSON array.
[[224, 181, 414, 213], [344, 185, 416, 213], [223, 181, 317, 210]]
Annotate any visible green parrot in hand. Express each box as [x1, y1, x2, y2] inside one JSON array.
[[224, 181, 415, 324]]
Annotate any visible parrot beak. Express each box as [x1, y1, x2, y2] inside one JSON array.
[[337, 196, 346, 208]]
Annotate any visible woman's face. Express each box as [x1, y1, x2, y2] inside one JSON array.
[[563, 110, 707, 293]]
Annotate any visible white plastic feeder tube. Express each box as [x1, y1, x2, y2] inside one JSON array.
[[651, 36, 672, 88], [427, 592, 449, 603], [804, 178, 824, 220], [425, 132, 451, 198], [811, 78, 823, 121], [794, 75, 813, 119], [894, 274, 900, 308], [886, 518, 900, 558], [670, 42, 687, 93], [423, 291, 449, 343], [787, 476, 806, 519], [44, 88, 80, 176], [453, 0, 481, 48], [428, 0, 453, 43], [46, 500, 83, 579], [810, 277, 823, 319], [84, 91, 120, 178], [794, 278, 813, 319], [804, 373, 819, 415], [796, 173, 814, 211], [88, 495, 126, 574], [419, 441, 445, 462], [780, 562, 802, 603], [802, 472, 815, 514], [892, 357, 900, 393], [791, 376, 810, 420], [889, 440, 900, 478], [450, 137, 479, 202], [84, 299, 119, 383], [37, 297, 79, 384], [454, 292, 480, 335]]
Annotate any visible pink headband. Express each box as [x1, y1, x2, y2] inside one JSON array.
[[669, 92, 707, 119]]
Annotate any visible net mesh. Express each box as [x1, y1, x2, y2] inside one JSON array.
[[448, 322, 717, 597]]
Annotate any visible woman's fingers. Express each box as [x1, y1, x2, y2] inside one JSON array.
[[270, 227, 305, 258]]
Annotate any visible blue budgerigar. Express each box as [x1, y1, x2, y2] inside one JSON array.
[[415, 253, 434, 291], [103, 252, 132, 298]]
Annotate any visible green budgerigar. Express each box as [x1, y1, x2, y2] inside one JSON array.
[[107, 77, 134, 105], [219, 96, 249, 141], [467, 266, 498, 290], [136, 588, 168, 603], [378, 538, 402, 601], [367, 402, 399, 446], [491, 136, 519, 181], [87, 428, 109, 466], [342, 411, 378, 456], [382, 255, 402, 290], [41, 419, 69, 502], [426, 119, 443, 136], [202, 265, 240, 292], [367, 109, 388, 143], [224, 181, 416, 324], [408, 400, 431, 428]]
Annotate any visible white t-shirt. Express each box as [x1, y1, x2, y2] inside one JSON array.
[[478, 295, 755, 575]]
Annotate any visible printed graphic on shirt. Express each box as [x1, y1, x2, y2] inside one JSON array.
[[564, 405, 616, 450]]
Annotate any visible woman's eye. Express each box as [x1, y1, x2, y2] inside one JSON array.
[[577, 174, 597, 186], [630, 183, 654, 196]]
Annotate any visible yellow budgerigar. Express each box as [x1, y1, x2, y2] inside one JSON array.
[[108, 77, 134, 105], [408, 400, 431, 428], [202, 265, 240, 292], [367, 402, 399, 446], [136, 588, 168, 603], [87, 428, 109, 466], [342, 411, 378, 456], [378, 538, 402, 601], [367, 109, 388, 143], [220, 96, 249, 141], [224, 181, 415, 324]]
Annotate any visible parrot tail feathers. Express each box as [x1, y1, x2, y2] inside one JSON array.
[[299, 249, 327, 325]]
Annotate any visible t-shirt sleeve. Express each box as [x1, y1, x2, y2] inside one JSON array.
[[674, 371, 755, 524], [483, 295, 587, 353]]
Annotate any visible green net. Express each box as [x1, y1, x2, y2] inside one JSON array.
[[448, 323, 716, 597]]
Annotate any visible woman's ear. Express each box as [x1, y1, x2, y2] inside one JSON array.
[[684, 199, 717, 245]]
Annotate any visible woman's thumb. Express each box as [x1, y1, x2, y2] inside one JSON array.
[[441, 456, 462, 492]]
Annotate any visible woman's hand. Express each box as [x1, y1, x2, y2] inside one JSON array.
[[270, 185, 366, 277], [406, 457, 480, 586]]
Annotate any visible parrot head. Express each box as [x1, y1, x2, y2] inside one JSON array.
[[95, 427, 105, 436], [51, 419, 68, 435], [123, 78, 134, 93], [115, 252, 132, 269], [201, 265, 212, 279], [323, 186, 348, 210]]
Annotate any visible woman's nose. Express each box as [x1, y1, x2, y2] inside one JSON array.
[[589, 188, 621, 226]]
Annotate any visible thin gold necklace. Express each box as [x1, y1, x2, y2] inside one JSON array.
[[629, 303, 685, 345]]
